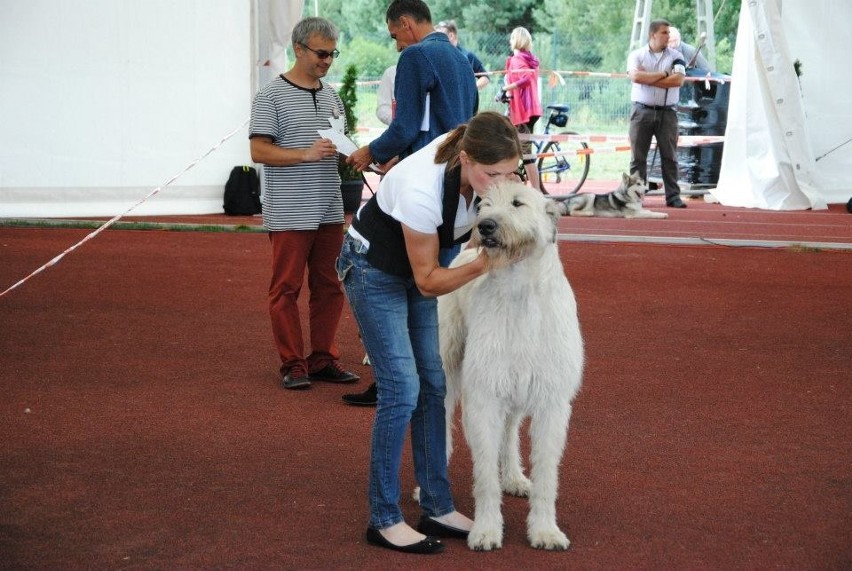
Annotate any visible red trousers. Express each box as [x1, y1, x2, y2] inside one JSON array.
[[267, 225, 345, 373]]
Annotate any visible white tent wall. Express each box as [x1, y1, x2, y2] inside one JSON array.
[[788, 0, 852, 203], [0, 1, 254, 217], [714, 0, 851, 209], [258, 0, 305, 87]]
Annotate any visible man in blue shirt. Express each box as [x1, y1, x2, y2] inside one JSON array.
[[347, 0, 478, 171], [343, 0, 478, 407]]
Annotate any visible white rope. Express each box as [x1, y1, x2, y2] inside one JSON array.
[[0, 118, 250, 299]]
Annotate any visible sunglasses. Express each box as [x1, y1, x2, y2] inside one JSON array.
[[299, 43, 340, 60]]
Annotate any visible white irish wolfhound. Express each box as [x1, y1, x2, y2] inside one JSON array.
[[440, 180, 584, 551]]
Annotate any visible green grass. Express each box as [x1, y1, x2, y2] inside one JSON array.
[[0, 219, 265, 233]]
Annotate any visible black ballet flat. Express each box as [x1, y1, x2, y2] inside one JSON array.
[[365, 527, 445, 554], [416, 515, 470, 539]]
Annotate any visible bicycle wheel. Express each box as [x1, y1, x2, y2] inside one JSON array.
[[537, 132, 590, 194]]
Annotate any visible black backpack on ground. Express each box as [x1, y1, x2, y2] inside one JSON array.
[[223, 165, 261, 215]]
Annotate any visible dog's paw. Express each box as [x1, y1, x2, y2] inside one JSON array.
[[411, 486, 421, 504], [528, 525, 570, 551], [468, 524, 503, 551], [501, 475, 531, 497]]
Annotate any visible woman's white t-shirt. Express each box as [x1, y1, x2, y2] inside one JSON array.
[[349, 134, 477, 248]]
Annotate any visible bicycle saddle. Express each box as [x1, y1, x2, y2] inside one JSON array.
[[547, 104, 570, 113]]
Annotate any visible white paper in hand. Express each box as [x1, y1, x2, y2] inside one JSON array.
[[318, 127, 358, 156], [318, 116, 384, 173], [318, 115, 357, 155]]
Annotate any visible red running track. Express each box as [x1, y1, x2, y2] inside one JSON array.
[[1, 224, 850, 569]]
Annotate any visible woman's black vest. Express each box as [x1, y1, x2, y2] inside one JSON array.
[[350, 165, 472, 277]]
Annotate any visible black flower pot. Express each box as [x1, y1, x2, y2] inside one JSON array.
[[341, 179, 365, 213]]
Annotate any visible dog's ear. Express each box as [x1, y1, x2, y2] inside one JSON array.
[[629, 172, 645, 187]]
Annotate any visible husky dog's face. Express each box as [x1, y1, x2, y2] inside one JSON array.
[[621, 172, 648, 203]]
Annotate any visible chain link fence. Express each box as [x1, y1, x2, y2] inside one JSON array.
[[327, 29, 732, 180]]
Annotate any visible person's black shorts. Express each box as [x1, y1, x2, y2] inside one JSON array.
[[516, 117, 540, 164]]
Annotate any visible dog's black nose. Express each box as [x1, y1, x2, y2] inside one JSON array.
[[477, 218, 497, 237]]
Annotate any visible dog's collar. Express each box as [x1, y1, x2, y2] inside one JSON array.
[[608, 192, 628, 209]]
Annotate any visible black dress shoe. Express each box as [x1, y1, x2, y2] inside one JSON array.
[[342, 382, 377, 406], [308, 363, 359, 383], [365, 527, 444, 554], [667, 198, 687, 208], [416, 515, 470, 539]]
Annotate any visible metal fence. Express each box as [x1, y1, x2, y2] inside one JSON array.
[[348, 73, 633, 148], [329, 28, 733, 179]]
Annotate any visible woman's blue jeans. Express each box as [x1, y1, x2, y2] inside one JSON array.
[[336, 234, 457, 530]]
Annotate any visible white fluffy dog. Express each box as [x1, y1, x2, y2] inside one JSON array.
[[440, 180, 584, 551]]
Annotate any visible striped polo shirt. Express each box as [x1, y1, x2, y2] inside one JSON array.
[[250, 75, 346, 231]]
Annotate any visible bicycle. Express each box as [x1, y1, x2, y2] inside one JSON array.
[[532, 104, 591, 195], [497, 91, 591, 194]]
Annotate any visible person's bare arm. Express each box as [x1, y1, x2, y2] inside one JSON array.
[[250, 136, 337, 166], [402, 226, 488, 297]]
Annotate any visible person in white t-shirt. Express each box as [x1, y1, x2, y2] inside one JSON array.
[[376, 65, 396, 126]]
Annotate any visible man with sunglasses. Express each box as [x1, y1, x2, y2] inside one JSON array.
[[249, 17, 360, 391]]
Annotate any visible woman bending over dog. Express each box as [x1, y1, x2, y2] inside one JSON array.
[[336, 111, 522, 554]]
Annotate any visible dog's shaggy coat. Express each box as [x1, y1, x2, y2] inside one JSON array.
[[440, 181, 584, 551]]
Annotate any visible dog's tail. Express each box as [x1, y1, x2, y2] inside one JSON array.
[[551, 193, 583, 216]]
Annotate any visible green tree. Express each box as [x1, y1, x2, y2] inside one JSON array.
[[534, 0, 739, 73], [319, 0, 741, 75], [424, 0, 528, 32], [338, 36, 396, 77], [320, 0, 395, 41], [337, 64, 362, 181]]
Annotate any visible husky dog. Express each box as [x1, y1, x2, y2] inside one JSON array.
[[555, 172, 668, 218], [440, 181, 584, 551]]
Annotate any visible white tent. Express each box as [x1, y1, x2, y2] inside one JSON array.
[[714, 0, 851, 209], [0, 0, 302, 218]]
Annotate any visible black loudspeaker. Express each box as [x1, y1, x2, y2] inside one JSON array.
[[648, 71, 731, 189]]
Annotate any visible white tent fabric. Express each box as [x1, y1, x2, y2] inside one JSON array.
[[257, 0, 304, 89], [0, 0, 306, 218], [714, 0, 851, 209], [0, 1, 255, 218]]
